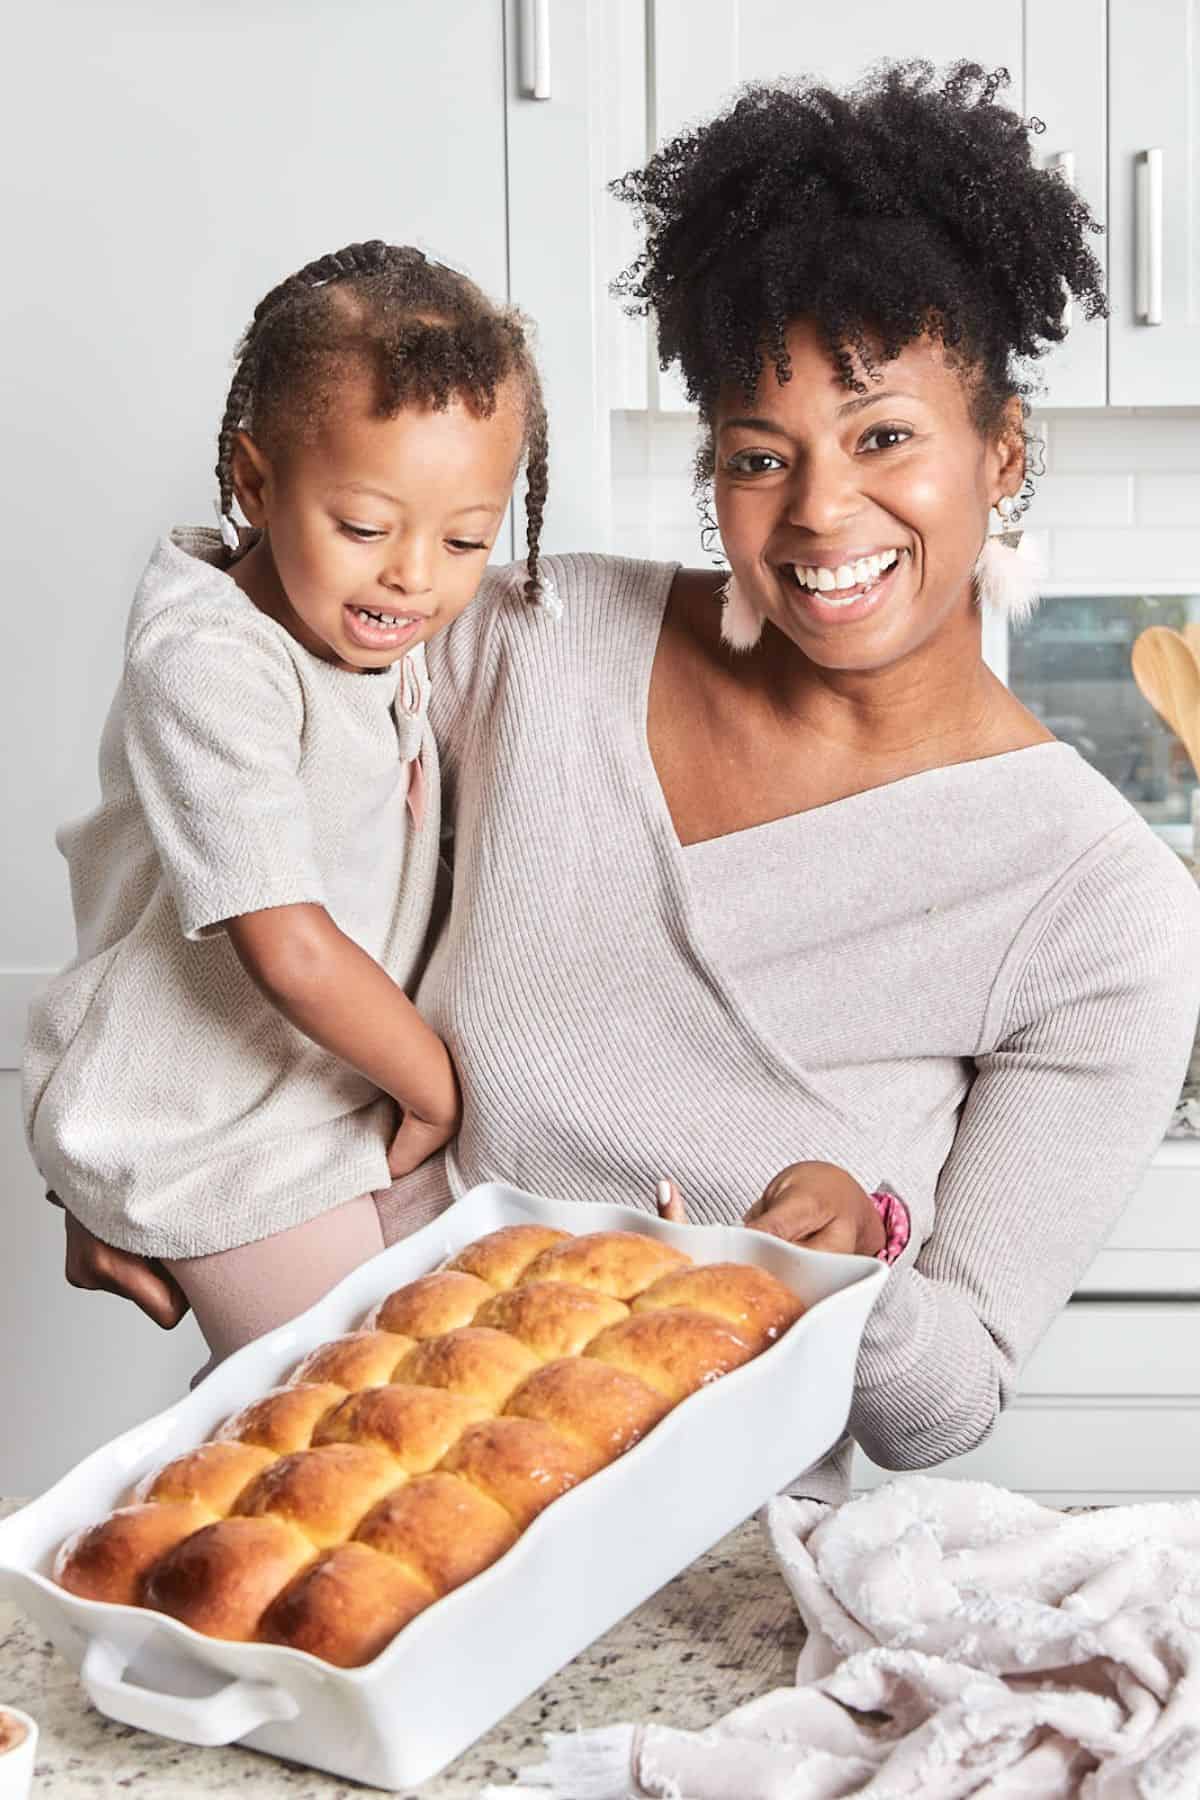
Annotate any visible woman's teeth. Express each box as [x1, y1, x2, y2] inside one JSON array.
[[790, 548, 901, 603]]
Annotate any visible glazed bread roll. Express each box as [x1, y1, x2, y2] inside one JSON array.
[[55, 1225, 805, 1666]]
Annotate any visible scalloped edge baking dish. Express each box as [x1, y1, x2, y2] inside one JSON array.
[[0, 1183, 886, 1789]]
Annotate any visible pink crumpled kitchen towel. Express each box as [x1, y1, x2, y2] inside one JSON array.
[[483, 1476, 1200, 1798]]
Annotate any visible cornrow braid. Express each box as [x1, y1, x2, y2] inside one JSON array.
[[214, 240, 550, 602]]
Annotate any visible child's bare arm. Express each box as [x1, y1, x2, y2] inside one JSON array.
[[225, 903, 459, 1149]]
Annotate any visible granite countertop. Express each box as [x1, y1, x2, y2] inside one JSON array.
[[0, 1500, 800, 1798]]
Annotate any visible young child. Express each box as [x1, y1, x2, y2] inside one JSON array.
[[23, 239, 550, 1372]]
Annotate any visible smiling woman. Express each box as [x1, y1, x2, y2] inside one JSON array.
[[369, 62, 1200, 1502]]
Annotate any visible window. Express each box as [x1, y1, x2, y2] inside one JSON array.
[[1008, 592, 1200, 840]]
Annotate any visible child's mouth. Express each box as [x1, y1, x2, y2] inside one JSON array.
[[343, 603, 427, 652]]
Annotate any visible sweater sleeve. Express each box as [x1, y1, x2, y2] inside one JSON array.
[[849, 821, 1200, 1472], [123, 609, 324, 940]]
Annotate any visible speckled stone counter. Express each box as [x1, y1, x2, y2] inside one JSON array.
[[0, 1500, 801, 1797]]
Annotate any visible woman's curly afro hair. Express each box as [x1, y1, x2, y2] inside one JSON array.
[[611, 61, 1106, 452]]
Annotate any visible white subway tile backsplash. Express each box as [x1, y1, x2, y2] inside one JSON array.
[[1048, 529, 1200, 585], [1045, 412, 1200, 475], [612, 410, 1200, 585], [1026, 474, 1133, 528], [1135, 474, 1200, 528]]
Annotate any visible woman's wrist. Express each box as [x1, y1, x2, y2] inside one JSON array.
[[869, 1187, 910, 1265]]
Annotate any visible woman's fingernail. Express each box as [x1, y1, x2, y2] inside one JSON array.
[[656, 1179, 672, 1211]]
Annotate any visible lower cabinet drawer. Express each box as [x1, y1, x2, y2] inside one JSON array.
[[854, 1302, 1200, 1504]]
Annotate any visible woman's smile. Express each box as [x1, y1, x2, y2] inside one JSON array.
[[776, 547, 908, 627]]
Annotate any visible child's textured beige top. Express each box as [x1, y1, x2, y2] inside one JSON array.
[[410, 552, 1200, 1502], [23, 528, 439, 1258]]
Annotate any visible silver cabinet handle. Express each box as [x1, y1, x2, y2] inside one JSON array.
[[519, 0, 551, 100], [1136, 148, 1164, 327]]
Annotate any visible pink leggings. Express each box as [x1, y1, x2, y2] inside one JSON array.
[[165, 1162, 454, 1387], [167, 1190, 386, 1387]]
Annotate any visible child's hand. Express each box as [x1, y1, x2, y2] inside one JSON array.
[[51, 1194, 191, 1328], [656, 1161, 885, 1257], [386, 1108, 460, 1179]]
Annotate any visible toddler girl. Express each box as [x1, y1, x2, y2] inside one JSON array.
[[23, 239, 550, 1373]]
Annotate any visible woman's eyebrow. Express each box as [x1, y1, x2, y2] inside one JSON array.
[[721, 390, 918, 435], [837, 389, 916, 415], [718, 415, 791, 435]]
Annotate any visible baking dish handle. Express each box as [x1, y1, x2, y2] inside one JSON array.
[[81, 1638, 299, 1745]]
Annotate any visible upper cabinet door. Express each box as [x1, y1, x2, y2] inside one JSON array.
[[647, 1, 1103, 409], [1109, 0, 1200, 404], [3, 0, 508, 973], [652, 0, 1023, 146], [1025, 0, 1107, 409]]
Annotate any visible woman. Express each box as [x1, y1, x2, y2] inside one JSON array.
[[59, 63, 1200, 1502]]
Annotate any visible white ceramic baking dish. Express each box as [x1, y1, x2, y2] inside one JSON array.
[[0, 1183, 886, 1789]]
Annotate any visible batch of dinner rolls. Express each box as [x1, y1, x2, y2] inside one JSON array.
[[54, 1224, 805, 1667]]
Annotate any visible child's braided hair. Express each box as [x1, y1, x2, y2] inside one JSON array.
[[216, 240, 549, 603]]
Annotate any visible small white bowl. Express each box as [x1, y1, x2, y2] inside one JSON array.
[[0, 1707, 37, 1800]]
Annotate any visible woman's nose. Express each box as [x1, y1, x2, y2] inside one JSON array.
[[785, 450, 862, 535]]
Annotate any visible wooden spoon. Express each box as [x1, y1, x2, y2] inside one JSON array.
[[1131, 625, 1200, 779]]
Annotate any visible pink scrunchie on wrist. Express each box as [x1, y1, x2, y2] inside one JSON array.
[[869, 1187, 911, 1265]]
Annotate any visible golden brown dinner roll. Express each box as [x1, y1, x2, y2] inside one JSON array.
[[393, 1327, 540, 1410], [288, 1330, 413, 1390], [132, 1441, 277, 1514], [259, 1541, 434, 1667], [365, 1270, 494, 1338], [232, 1444, 404, 1547], [631, 1263, 805, 1352], [446, 1223, 569, 1289], [523, 1231, 690, 1300], [504, 1356, 671, 1459], [312, 1384, 491, 1472], [439, 1417, 599, 1529], [54, 1502, 214, 1606], [473, 1281, 628, 1359], [215, 1383, 346, 1453], [354, 1471, 519, 1593], [143, 1516, 312, 1639], [585, 1309, 755, 1402]]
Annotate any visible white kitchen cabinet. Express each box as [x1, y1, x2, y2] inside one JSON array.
[[1109, 0, 1200, 404], [1, 0, 510, 983], [648, 0, 1027, 412], [650, 0, 1022, 147], [1024, 0, 1108, 408]]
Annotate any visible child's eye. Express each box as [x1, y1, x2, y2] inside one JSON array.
[[446, 539, 487, 553], [339, 521, 387, 542], [860, 425, 913, 453], [725, 450, 786, 476]]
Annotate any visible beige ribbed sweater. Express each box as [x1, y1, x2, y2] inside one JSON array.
[[407, 551, 1200, 1502], [23, 528, 439, 1257]]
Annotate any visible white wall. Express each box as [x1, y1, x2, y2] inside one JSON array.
[[611, 408, 1200, 584], [0, 1071, 205, 1498]]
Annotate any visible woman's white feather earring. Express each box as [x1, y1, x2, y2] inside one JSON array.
[[718, 572, 764, 651], [973, 495, 1043, 626]]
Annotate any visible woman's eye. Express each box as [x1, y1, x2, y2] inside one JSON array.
[[339, 522, 386, 542], [726, 450, 785, 475], [446, 539, 487, 553], [860, 425, 913, 453]]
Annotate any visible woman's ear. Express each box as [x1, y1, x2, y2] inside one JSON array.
[[991, 396, 1027, 507], [231, 431, 273, 528]]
